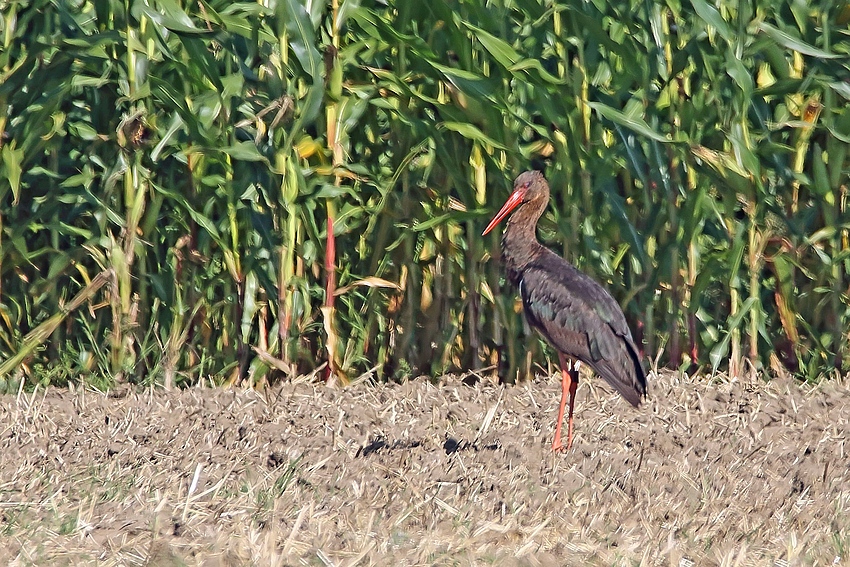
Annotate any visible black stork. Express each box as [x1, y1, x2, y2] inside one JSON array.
[[483, 171, 647, 451]]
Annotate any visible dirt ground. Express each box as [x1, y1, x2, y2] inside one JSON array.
[[0, 368, 848, 567]]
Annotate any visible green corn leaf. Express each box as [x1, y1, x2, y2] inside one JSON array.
[[219, 141, 269, 163], [412, 210, 487, 232], [710, 297, 759, 372], [1, 143, 23, 204], [757, 22, 841, 59], [132, 0, 210, 35], [279, 0, 324, 125], [691, 0, 735, 43], [461, 21, 520, 68], [587, 102, 671, 142], [440, 122, 508, 150]]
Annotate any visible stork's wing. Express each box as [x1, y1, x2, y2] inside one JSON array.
[[518, 258, 647, 406]]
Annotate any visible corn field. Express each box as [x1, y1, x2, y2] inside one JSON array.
[[1, 0, 849, 390]]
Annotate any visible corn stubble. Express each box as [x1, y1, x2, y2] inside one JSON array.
[[0, 370, 848, 564]]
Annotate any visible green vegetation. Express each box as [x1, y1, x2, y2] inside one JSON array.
[[1, 0, 848, 387]]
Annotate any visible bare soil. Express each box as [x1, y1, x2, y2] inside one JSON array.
[[0, 369, 848, 566]]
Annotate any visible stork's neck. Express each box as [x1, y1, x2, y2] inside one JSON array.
[[501, 197, 547, 285]]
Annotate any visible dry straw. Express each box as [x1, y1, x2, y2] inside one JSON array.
[[0, 370, 847, 565]]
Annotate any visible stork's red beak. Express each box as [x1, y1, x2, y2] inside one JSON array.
[[482, 188, 524, 235]]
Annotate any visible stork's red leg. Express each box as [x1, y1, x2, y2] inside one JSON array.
[[552, 353, 580, 452], [551, 363, 570, 452]]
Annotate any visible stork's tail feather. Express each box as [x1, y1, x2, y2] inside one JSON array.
[[590, 340, 647, 407]]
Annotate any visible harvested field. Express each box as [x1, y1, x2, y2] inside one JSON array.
[[0, 370, 848, 566]]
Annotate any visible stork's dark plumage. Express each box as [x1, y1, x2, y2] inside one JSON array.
[[483, 171, 647, 451]]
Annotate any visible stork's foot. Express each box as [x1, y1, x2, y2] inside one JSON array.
[[551, 431, 572, 453]]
